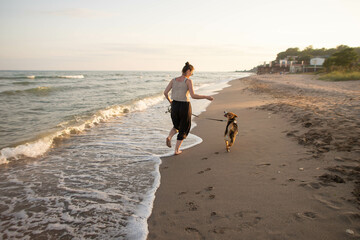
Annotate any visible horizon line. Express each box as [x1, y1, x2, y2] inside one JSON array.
[[0, 69, 245, 72]]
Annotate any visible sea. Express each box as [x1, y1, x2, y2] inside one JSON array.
[[0, 70, 250, 239]]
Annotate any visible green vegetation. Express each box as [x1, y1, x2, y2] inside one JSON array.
[[323, 48, 359, 72], [274, 45, 360, 81], [319, 71, 360, 81], [255, 45, 360, 79], [276, 45, 360, 65]]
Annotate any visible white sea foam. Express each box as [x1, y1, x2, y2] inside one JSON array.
[[23, 75, 84, 79], [0, 136, 53, 163], [0, 157, 9, 165], [127, 155, 161, 240], [58, 75, 84, 79]]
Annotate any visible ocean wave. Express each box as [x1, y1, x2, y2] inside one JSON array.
[[0, 76, 29, 80], [12, 81, 36, 85], [0, 95, 165, 165], [0, 86, 54, 96], [0, 75, 84, 80], [58, 75, 84, 79]]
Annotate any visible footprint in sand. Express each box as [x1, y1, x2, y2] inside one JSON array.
[[211, 226, 227, 234], [205, 186, 214, 191], [185, 227, 205, 239], [195, 186, 215, 199], [304, 212, 317, 219], [233, 210, 262, 229], [197, 168, 212, 174], [256, 163, 271, 167], [234, 210, 258, 217], [202, 157, 208, 160], [294, 211, 318, 222], [185, 227, 200, 233], [186, 202, 198, 211], [209, 211, 225, 222]]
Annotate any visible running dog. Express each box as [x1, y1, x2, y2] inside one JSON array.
[[224, 111, 238, 152]]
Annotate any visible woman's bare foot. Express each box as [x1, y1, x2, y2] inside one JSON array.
[[166, 137, 171, 148], [175, 150, 182, 155]]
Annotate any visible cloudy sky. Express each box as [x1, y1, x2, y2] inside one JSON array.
[[0, 0, 359, 71]]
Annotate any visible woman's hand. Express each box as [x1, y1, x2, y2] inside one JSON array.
[[207, 96, 214, 101]]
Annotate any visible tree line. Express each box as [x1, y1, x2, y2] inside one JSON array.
[[276, 45, 360, 72]]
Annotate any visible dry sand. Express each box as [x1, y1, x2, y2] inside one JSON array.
[[147, 74, 360, 240]]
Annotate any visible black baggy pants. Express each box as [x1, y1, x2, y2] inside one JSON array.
[[171, 100, 192, 140]]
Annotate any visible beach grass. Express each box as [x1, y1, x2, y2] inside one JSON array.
[[319, 71, 360, 81]]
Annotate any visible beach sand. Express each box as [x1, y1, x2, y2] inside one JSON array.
[[147, 74, 360, 240]]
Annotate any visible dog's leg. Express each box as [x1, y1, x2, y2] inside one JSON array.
[[229, 136, 236, 147], [225, 140, 230, 152], [228, 132, 237, 152]]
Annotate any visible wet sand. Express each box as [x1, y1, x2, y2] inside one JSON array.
[[147, 74, 360, 240]]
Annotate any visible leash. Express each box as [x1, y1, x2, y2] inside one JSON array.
[[191, 114, 226, 122], [165, 105, 226, 122]]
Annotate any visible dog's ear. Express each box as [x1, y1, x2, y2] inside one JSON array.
[[234, 114, 238, 118]]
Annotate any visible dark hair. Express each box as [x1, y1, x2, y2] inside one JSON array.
[[182, 62, 194, 74]]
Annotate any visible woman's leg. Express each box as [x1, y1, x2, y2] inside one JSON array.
[[166, 128, 178, 147], [175, 140, 183, 155], [174, 102, 191, 155]]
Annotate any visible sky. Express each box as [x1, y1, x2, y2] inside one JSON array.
[[0, 0, 359, 71]]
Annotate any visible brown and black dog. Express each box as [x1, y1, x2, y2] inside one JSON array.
[[224, 111, 238, 152]]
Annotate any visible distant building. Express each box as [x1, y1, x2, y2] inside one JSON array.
[[257, 62, 289, 74], [303, 57, 326, 72], [310, 57, 325, 66], [279, 59, 288, 67], [257, 56, 328, 74], [289, 64, 304, 73], [285, 56, 298, 61]]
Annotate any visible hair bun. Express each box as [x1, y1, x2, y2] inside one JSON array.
[[182, 61, 194, 74]]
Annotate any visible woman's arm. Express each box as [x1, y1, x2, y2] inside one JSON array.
[[164, 79, 173, 103], [186, 79, 214, 101]]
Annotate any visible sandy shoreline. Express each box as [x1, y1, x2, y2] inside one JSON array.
[[147, 74, 360, 240]]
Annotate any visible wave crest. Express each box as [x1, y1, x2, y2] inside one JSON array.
[[58, 75, 84, 79], [0, 75, 84, 80], [1, 86, 54, 96]]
